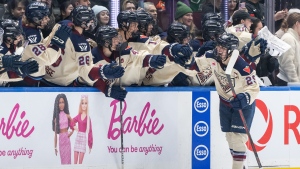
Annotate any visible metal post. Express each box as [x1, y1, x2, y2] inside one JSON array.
[[265, 0, 275, 33]]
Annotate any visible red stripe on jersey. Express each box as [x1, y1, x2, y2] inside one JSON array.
[[7, 71, 19, 79], [162, 46, 174, 62], [93, 78, 107, 94], [88, 67, 101, 81], [143, 55, 151, 67]]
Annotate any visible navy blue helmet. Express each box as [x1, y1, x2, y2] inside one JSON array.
[[167, 22, 190, 44], [71, 6, 97, 32], [25, 2, 49, 25], [95, 25, 119, 48]]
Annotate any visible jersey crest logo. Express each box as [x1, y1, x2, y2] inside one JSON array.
[[28, 35, 37, 43], [78, 43, 88, 51], [214, 70, 233, 93], [243, 66, 251, 74], [196, 66, 213, 85]]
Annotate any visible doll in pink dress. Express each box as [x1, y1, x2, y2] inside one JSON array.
[[73, 95, 93, 164], [52, 93, 74, 165]]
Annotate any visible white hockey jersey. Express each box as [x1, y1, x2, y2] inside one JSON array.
[[22, 24, 61, 79], [203, 51, 259, 104], [128, 35, 197, 86], [92, 45, 155, 86], [43, 27, 100, 86]]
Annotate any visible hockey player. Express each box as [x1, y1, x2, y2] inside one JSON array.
[[42, 6, 126, 101], [21, 1, 71, 85], [201, 32, 260, 169], [167, 22, 215, 87], [92, 25, 166, 87], [0, 19, 39, 86], [226, 10, 253, 51]]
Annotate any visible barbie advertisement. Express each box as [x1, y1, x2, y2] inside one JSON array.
[[0, 89, 192, 168]]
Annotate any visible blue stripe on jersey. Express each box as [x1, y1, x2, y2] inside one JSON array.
[[233, 56, 254, 76], [0, 42, 9, 55], [120, 46, 132, 56], [23, 26, 41, 45], [70, 32, 90, 52], [91, 47, 104, 63]]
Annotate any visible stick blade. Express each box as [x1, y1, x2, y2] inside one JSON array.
[[225, 49, 239, 75]]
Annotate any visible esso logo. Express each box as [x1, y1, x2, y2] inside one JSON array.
[[194, 145, 209, 161], [194, 121, 209, 137], [194, 97, 209, 113]]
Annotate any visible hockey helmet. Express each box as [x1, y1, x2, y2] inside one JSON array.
[[136, 10, 154, 35], [95, 25, 119, 49], [0, 19, 24, 46], [202, 20, 225, 41], [201, 12, 223, 26], [71, 5, 97, 32], [117, 10, 138, 30], [25, 2, 49, 25], [214, 32, 239, 61], [167, 22, 190, 44]]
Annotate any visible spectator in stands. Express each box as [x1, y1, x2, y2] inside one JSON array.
[[277, 12, 300, 86], [3, 0, 28, 25], [92, 5, 109, 27], [122, 0, 136, 11], [244, 0, 264, 24], [250, 17, 279, 86], [201, 0, 222, 15], [58, 1, 73, 22], [175, 1, 197, 38], [0, 0, 5, 19], [228, 0, 239, 18], [275, 8, 300, 39], [144, 2, 163, 37], [70, 0, 90, 8]]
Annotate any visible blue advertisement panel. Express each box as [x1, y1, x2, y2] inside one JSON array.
[[192, 91, 210, 169]]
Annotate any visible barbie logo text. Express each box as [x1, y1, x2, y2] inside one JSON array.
[[0, 103, 34, 139], [108, 100, 164, 140]]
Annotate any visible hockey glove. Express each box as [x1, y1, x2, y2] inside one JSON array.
[[99, 63, 125, 80], [188, 39, 201, 51], [243, 38, 268, 62], [196, 41, 217, 57], [170, 43, 192, 66], [230, 93, 250, 110], [18, 59, 39, 77], [51, 25, 72, 49], [149, 55, 166, 69], [105, 86, 128, 101], [2, 55, 23, 71], [169, 72, 189, 86]]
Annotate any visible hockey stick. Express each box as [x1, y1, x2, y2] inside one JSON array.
[[117, 42, 128, 169], [225, 49, 263, 169]]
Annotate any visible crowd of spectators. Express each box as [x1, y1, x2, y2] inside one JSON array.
[[0, 0, 299, 87]]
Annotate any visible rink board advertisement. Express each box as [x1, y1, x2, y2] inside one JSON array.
[[2, 87, 300, 169], [0, 88, 192, 169]]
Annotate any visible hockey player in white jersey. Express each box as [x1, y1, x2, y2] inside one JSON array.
[[21, 1, 71, 86], [0, 19, 39, 86], [92, 25, 166, 87], [42, 6, 126, 100], [201, 32, 260, 169], [166, 22, 215, 87]]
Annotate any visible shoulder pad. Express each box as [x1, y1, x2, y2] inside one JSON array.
[[120, 46, 132, 56], [70, 33, 91, 52], [23, 27, 42, 44], [91, 47, 104, 63], [233, 56, 254, 76]]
